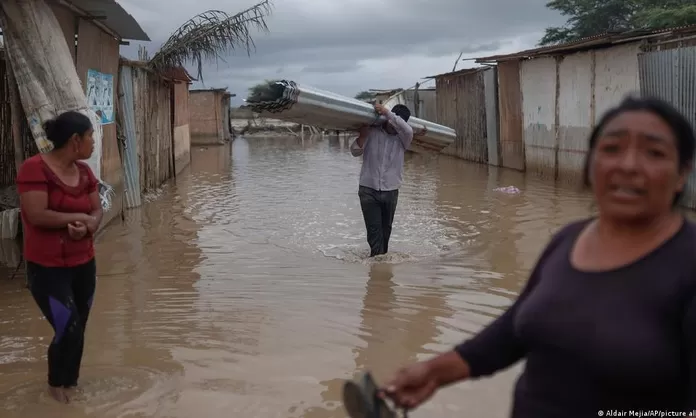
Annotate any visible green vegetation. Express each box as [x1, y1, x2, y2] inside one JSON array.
[[246, 80, 282, 103], [354, 91, 374, 101], [539, 0, 696, 45]]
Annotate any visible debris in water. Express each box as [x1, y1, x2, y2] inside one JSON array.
[[494, 186, 520, 194]]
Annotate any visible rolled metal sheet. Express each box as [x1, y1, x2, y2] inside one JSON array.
[[243, 80, 455, 152]]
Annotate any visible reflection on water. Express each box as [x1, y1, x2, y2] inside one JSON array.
[[0, 136, 594, 417]]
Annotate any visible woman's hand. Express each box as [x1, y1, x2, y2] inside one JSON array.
[[380, 351, 471, 411], [67, 221, 87, 240], [70, 213, 98, 234], [84, 215, 99, 234], [380, 361, 440, 410]]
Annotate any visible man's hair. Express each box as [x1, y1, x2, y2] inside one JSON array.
[[391, 104, 411, 122]]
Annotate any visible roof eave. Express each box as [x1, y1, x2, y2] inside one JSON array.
[[59, 0, 150, 41], [472, 25, 696, 63], [423, 65, 492, 80]]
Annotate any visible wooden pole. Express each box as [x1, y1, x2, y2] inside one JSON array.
[[7, 64, 24, 173], [413, 82, 420, 119]]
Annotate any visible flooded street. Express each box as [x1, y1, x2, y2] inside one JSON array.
[[0, 136, 594, 417]]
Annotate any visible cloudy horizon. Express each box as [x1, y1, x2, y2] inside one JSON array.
[[118, 0, 564, 106]]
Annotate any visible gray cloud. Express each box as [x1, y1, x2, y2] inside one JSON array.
[[119, 0, 563, 105], [301, 61, 362, 74]]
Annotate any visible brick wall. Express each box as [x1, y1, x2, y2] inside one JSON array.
[[189, 91, 222, 143]]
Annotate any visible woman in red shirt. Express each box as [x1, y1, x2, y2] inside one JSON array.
[[16, 111, 103, 404]]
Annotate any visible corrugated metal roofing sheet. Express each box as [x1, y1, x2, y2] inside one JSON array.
[[117, 65, 142, 209], [474, 24, 696, 63], [63, 0, 150, 41], [424, 66, 491, 80]]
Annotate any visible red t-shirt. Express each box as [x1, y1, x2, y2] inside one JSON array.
[[16, 154, 98, 267]]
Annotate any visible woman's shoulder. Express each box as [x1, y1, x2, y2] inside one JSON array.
[[674, 219, 696, 255], [549, 218, 592, 245], [19, 154, 44, 169], [533, 218, 592, 264], [75, 161, 96, 177], [16, 154, 46, 179]]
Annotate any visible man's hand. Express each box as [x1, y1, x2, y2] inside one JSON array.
[[67, 221, 88, 241], [374, 103, 389, 115], [356, 125, 370, 148]]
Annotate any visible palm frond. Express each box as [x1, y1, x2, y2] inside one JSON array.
[[148, 0, 273, 81]]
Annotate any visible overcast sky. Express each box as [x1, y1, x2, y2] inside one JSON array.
[[119, 0, 564, 106]]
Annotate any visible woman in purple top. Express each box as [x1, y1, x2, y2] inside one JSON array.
[[380, 96, 696, 417]]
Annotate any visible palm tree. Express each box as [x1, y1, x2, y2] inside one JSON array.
[[148, 0, 273, 81]]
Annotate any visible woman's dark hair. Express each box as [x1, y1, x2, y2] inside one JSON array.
[[582, 96, 696, 206], [42, 111, 92, 149]]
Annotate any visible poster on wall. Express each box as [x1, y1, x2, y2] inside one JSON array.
[[86, 69, 115, 125]]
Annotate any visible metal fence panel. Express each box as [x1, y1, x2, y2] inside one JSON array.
[[484, 67, 500, 166], [639, 47, 696, 209], [118, 65, 142, 209]]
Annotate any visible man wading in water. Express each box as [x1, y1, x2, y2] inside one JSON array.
[[351, 103, 414, 257]]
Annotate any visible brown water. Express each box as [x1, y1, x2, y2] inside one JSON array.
[[0, 136, 595, 417]]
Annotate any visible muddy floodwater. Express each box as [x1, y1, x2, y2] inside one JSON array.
[[0, 136, 595, 417]]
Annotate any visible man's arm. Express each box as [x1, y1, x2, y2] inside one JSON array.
[[375, 104, 413, 149], [350, 125, 371, 157], [385, 111, 413, 150]]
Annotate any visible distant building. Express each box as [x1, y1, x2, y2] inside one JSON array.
[[189, 88, 235, 145]]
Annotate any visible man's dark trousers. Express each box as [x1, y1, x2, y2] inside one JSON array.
[[358, 185, 399, 257]]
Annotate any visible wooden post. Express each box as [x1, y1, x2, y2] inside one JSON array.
[[7, 64, 24, 173], [413, 82, 420, 119]]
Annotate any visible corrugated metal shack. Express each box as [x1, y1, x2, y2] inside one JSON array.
[[118, 60, 193, 208], [429, 67, 499, 164], [381, 86, 437, 121], [0, 0, 150, 229], [637, 26, 696, 209], [189, 88, 234, 145], [365, 88, 402, 105], [475, 25, 696, 187]]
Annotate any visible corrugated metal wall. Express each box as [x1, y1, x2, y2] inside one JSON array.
[[557, 51, 593, 183], [594, 43, 640, 123], [521, 57, 557, 178], [437, 70, 488, 163], [515, 44, 640, 183], [118, 65, 142, 208], [131, 67, 175, 191], [639, 46, 696, 209], [497, 60, 525, 171], [436, 76, 457, 145], [484, 67, 500, 166]]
